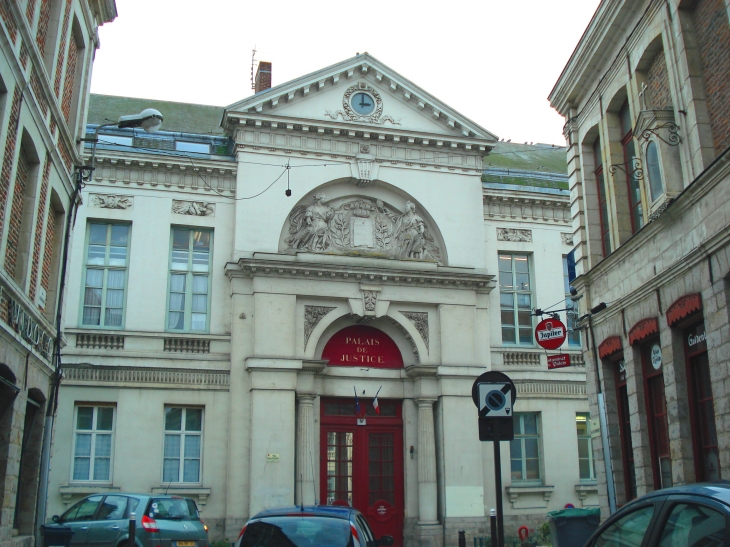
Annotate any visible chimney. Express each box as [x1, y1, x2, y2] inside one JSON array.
[[254, 61, 272, 93]]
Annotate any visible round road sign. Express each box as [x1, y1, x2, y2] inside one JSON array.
[[534, 318, 567, 350]]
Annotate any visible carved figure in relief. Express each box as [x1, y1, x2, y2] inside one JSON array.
[[287, 193, 336, 252], [172, 200, 215, 216], [91, 194, 132, 209], [393, 201, 427, 259]]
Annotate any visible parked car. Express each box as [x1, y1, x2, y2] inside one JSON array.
[[50, 493, 209, 547], [234, 505, 394, 547], [583, 482, 729, 547]]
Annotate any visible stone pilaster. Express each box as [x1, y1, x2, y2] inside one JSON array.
[[416, 398, 438, 524], [296, 394, 316, 506]]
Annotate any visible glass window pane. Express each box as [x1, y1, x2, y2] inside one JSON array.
[[646, 142, 664, 203], [107, 270, 125, 289], [500, 293, 514, 308], [578, 439, 589, 459], [191, 314, 206, 331], [73, 457, 90, 481], [86, 269, 103, 287], [105, 289, 124, 308], [516, 273, 530, 290], [82, 307, 101, 325], [595, 505, 654, 547], [500, 310, 515, 326], [108, 246, 127, 266], [168, 312, 185, 330], [184, 435, 201, 458], [169, 293, 185, 312], [77, 408, 94, 429], [511, 459, 523, 481], [185, 409, 202, 431], [526, 459, 540, 479], [510, 439, 522, 459], [170, 274, 186, 293], [89, 224, 107, 245], [499, 271, 513, 289], [105, 308, 122, 327], [164, 434, 181, 458], [96, 408, 114, 430], [658, 503, 725, 547], [523, 414, 538, 434], [525, 438, 539, 459], [518, 310, 532, 327], [173, 229, 189, 250], [110, 225, 128, 246], [163, 459, 179, 483], [165, 408, 182, 431], [192, 275, 208, 294], [183, 459, 200, 482], [87, 245, 106, 265], [517, 294, 531, 309], [498, 256, 512, 272], [579, 459, 590, 480], [502, 327, 516, 344], [84, 288, 102, 307], [75, 433, 92, 456], [519, 329, 533, 344], [192, 295, 207, 312], [514, 255, 529, 272]]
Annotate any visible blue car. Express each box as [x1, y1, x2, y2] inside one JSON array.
[[583, 481, 729, 547], [234, 505, 394, 547]]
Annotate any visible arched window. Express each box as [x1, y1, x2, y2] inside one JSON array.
[[645, 141, 664, 203], [619, 101, 643, 233], [594, 137, 611, 257]]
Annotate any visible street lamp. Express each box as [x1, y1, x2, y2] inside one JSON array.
[[35, 108, 163, 543]]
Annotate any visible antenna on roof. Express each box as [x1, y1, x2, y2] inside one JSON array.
[[251, 47, 257, 91]]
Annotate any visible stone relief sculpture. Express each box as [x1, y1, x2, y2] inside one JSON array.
[[561, 233, 574, 246], [285, 194, 442, 263], [172, 200, 215, 216], [497, 228, 532, 242], [91, 194, 133, 209], [402, 311, 429, 350], [304, 305, 336, 347], [362, 291, 378, 312]]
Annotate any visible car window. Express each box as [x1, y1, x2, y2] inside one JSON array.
[[658, 503, 726, 547], [595, 505, 655, 547], [98, 496, 128, 520], [63, 496, 103, 522], [241, 516, 351, 547], [147, 498, 196, 520]]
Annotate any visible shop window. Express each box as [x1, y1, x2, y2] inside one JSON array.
[[163, 407, 203, 483], [645, 141, 664, 203], [167, 228, 212, 332], [499, 253, 533, 345], [642, 341, 672, 489], [593, 137, 612, 256], [620, 101, 644, 233], [72, 406, 114, 481], [81, 223, 130, 328], [576, 413, 595, 481], [510, 413, 541, 484], [684, 323, 720, 481]]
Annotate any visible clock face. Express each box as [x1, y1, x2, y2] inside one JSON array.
[[351, 92, 375, 115]]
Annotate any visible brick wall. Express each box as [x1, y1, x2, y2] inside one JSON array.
[[61, 35, 78, 122], [0, 0, 18, 43], [25, 0, 37, 23], [28, 155, 50, 303], [52, 0, 72, 97], [4, 150, 29, 278], [40, 202, 57, 297], [647, 50, 672, 110], [0, 87, 23, 255], [36, 0, 51, 52], [693, 0, 730, 153], [30, 70, 49, 117]]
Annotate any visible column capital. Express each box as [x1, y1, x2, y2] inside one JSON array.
[[414, 397, 438, 406], [296, 393, 317, 404]]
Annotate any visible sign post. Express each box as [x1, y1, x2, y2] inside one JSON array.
[[472, 372, 516, 547]]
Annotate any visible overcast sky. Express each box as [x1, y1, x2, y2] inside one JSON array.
[[90, 0, 600, 145]]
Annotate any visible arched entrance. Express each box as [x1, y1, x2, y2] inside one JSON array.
[[320, 326, 404, 546]]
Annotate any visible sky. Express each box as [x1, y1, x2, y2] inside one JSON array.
[[90, 0, 601, 146]]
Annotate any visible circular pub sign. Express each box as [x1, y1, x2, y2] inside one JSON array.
[[534, 318, 567, 350]]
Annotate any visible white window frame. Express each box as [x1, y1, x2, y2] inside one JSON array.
[[499, 253, 534, 346], [80, 222, 130, 329], [576, 413, 596, 482], [71, 405, 115, 483], [162, 406, 203, 484], [510, 412, 542, 485], [166, 228, 212, 333]]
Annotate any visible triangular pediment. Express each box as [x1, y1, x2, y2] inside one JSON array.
[[224, 54, 497, 143]]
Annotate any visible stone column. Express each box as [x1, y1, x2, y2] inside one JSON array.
[[296, 394, 316, 506], [416, 398, 438, 524]]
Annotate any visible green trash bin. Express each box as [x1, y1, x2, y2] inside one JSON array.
[[41, 525, 75, 547], [547, 508, 600, 547]]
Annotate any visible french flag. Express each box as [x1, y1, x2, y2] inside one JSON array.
[[354, 386, 360, 414], [372, 386, 382, 414]]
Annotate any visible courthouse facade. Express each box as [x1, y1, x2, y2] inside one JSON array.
[[550, 0, 730, 519], [48, 55, 595, 546]]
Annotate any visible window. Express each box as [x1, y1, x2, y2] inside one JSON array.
[[60, 495, 103, 522], [620, 102, 644, 233], [97, 495, 128, 520], [594, 505, 655, 547], [510, 413, 541, 483], [175, 141, 209, 154], [98, 134, 133, 147], [72, 406, 114, 481], [499, 253, 533, 345], [167, 229, 211, 331], [594, 138, 612, 256], [563, 255, 581, 346], [576, 413, 595, 481], [645, 141, 664, 203], [163, 407, 203, 483], [643, 342, 672, 489], [658, 503, 725, 547], [82, 223, 130, 327], [615, 358, 637, 502]]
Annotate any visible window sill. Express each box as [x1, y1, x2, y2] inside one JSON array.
[[59, 484, 121, 504], [151, 486, 211, 506], [505, 484, 554, 509], [575, 483, 599, 506]]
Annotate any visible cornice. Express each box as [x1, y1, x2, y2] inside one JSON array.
[[483, 191, 570, 225], [226, 254, 495, 292], [62, 364, 230, 389]]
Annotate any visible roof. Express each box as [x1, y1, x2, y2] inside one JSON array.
[[251, 506, 357, 520], [88, 94, 225, 135], [483, 141, 569, 190]]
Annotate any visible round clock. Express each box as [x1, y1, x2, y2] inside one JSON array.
[[351, 92, 375, 115]]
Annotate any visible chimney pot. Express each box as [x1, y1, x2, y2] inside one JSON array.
[[255, 61, 272, 94]]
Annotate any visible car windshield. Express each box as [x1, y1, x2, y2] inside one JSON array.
[[146, 498, 198, 521], [240, 516, 351, 547]]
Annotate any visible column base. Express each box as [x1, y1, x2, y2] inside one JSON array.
[[410, 522, 443, 547]]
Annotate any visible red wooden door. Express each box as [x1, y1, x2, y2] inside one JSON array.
[[321, 399, 404, 547]]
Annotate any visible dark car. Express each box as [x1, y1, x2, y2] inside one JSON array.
[[583, 481, 729, 547], [234, 505, 394, 547], [50, 493, 208, 547]]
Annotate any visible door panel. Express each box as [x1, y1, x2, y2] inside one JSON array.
[[321, 399, 403, 547]]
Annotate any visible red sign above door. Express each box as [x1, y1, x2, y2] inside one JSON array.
[[322, 325, 404, 368]]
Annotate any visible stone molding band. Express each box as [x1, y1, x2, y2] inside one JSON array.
[[63, 364, 230, 387]]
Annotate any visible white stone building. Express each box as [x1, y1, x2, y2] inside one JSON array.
[[550, 0, 730, 520], [47, 55, 595, 547]]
